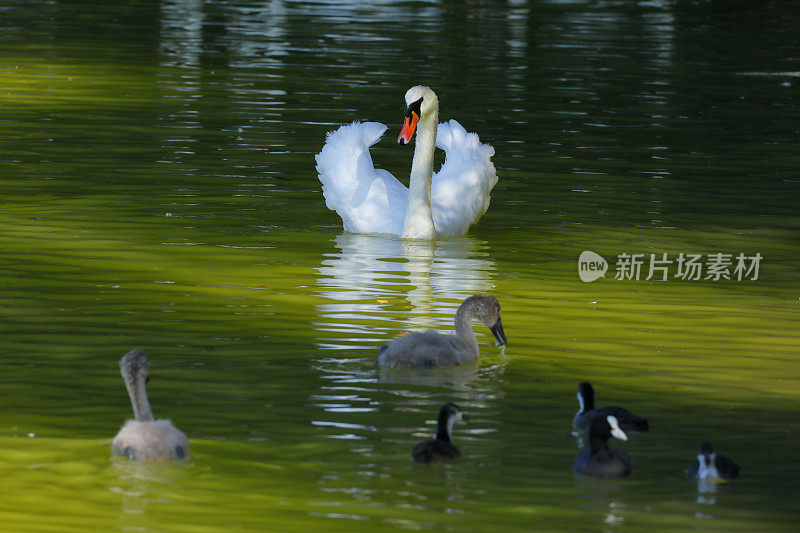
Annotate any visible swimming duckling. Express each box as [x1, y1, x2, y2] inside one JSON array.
[[574, 415, 631, 478], [688, 442, 740, 479], [377, 295, 506, 367], [411, 403, 465, 463], [573, 382, 648, 432], [112, 349, 190, 461]]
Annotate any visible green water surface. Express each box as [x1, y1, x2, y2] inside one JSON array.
[[1, 1, 799, 531]]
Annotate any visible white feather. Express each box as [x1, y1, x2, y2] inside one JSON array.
[[315, 118, 497, 238], [607, 415, 628, 441]]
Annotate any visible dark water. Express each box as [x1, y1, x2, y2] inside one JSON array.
[[1, 1, 799, 531]]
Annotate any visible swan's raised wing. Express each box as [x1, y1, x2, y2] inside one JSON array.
[[315, 122, 407, 235], [431, 120, 497, 237]]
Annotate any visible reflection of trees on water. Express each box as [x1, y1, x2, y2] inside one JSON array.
[[157, 0, 291, 208]]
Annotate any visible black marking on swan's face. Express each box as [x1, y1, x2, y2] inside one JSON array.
[[399, 96, 424, 146], [404, 97, 423, 118]]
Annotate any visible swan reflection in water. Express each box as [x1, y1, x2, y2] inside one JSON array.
[[309, 232, 506, 521], [314, 233, 498, 353], [311, 232, 505, 419]]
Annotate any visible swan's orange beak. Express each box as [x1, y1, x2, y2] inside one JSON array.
[[398, 111, 419, 145]]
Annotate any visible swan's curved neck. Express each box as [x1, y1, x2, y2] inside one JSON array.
[[401, 106, 438, 240], [453, 298, 480, 360], [125, 374, 155, 422]]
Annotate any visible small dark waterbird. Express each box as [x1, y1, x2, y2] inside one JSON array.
[[573, 415, 632, 478], [112, 349, 190, 461], [377, 295, 506, 367], [411, 403, 465, 463], [688, 442, 740, 480], [573, 381, 648, 432]]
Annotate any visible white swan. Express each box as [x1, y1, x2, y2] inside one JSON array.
[[315, 86, 497, 239]]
